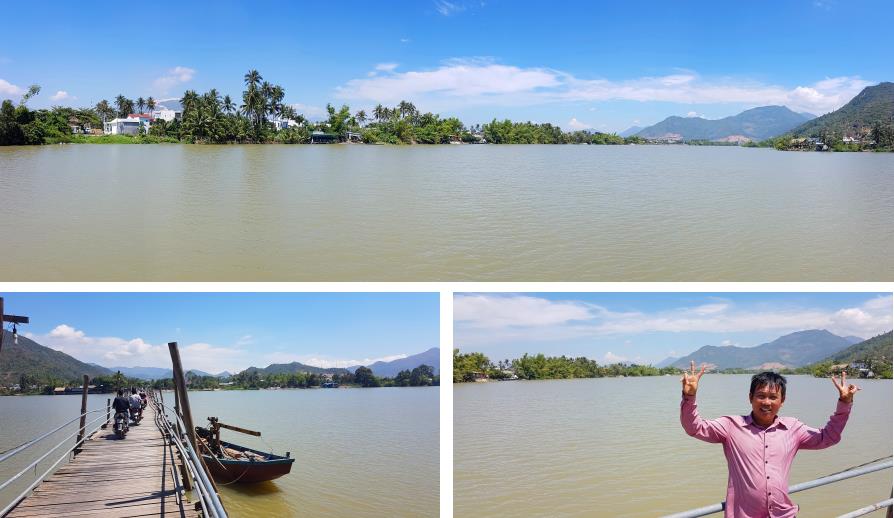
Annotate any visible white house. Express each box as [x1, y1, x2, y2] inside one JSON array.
[[104, 115, 150, 135], [151, 108, 181, 122]]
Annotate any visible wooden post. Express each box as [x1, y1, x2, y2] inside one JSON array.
[[102, 398, 110, 428], [168, 342, 196, 451], [75, 375, 89, 454], [886, 488, 892, 518]]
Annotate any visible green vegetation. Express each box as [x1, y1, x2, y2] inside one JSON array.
[[787, 332, 893, 379], [148, 364, 439, 391], [2, 73, 642, 146], [453, 349, 678, 382]]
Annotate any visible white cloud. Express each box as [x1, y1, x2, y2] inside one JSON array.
[[686, 111, 701, 118], [335, 59, 561, 106], [604, 352, 628, 363], [434, 0, 466, 16], [567, 117, 591, 130], [455, 294, 593, 329], [0, 78, 23, 96], [400, 38, 411, 43], [455, 294, 893, 347], [50, 90, 74, 102], [720, 339, 738, 347], [30, 324, 250, 374], [335, 60, 873, 115], [375, 63, 399, 72], [153, 66, 196, 93]]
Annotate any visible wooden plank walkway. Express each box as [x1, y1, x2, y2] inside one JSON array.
[[6, 404, 200, 518]]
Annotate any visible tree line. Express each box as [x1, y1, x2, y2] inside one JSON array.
[[453, 349, 679, 383], [2, 71, 644, 146]]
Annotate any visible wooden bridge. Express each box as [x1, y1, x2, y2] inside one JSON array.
[[5, 403, 200, 518]]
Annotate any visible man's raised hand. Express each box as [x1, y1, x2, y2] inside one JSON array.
[[832, 370, 860, 403], [681, 361, 706, 396]]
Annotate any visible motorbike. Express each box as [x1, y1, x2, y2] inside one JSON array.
[[130, 406, 142, 424], [114, 411, 129, 439]]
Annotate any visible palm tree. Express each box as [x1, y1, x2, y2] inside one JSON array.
[[146, 96, 156, 113], [137, 97, 146, 115], [355, 110, 367, 127], [180, 90, 199, 114], [95, 100, 113, 122], [373, 104, 385, 123], [223, 95, 235, 115], [114, 95, 128, 118]]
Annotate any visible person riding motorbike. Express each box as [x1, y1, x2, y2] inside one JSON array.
[[139, 389, 148, 410], [129, 388, 143, 422], [112, 389, 130, 437]]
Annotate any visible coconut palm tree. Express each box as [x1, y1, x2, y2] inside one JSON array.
[[147, 97, 156, 113], [373, 104, 385, 123], [137, 97, 146, 115], [355, 110, 367, 127], [223, 95, 235, 115], [114, 95, 129, 118]]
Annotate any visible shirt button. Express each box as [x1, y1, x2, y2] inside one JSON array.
[[767, 476, 770, 479]]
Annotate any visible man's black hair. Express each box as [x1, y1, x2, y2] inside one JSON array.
[[131, 387, 137, 394], [750, 371, 787, 399], [117, 389, 124, 396]]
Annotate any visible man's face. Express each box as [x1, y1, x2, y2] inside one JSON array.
[[749, 383, 785, 427]]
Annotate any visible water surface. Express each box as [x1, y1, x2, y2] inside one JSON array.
[[454, 375, 892, 517], [1, 145, 891, 280], [1, 388, 439, 517]]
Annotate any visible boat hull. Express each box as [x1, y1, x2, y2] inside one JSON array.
[[201, 453, 294, 483]]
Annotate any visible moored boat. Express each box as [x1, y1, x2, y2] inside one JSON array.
[[196, 417, 294, 484]]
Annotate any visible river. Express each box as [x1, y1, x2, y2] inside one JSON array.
[[0, 387, 439, 517], [1, 145, 891, 281], [454, 375, 892, 517]]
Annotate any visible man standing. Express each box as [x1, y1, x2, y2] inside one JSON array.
[[680, 362, 859, 518]]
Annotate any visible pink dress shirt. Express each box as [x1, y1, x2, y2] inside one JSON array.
[[680, 394, 851, 518]]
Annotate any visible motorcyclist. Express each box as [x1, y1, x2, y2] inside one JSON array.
[[112, 389, 130, 432], [139, 389, 148, 410], [129, 388, 143, 422]]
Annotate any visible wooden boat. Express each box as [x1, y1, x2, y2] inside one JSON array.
[[195, 417, 294, 484]]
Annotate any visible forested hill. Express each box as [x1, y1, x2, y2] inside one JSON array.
[[636, 106, 813, 141], [821, 331, 892, 364], [0, 330, 112, 384], [791, 82, 894, 138]]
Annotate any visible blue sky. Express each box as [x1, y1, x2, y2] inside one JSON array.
[[2, 0, 891, 132], [454, 293, 893, 365], [5, 293, 439, 374]]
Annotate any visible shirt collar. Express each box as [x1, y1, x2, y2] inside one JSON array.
[[742, 412, 789, 430]]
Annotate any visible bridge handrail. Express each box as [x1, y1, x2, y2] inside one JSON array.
[[0, 412, 107, 516], [663, 457, 893, 518], [153, 399, 227, 518], [0, 408, 105, 464]]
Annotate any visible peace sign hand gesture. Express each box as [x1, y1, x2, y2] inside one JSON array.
[[681, 361, 706, 397], [832, 371, 860, 403]]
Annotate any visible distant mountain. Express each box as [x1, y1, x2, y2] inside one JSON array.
[[241, 362, 349, 377], [791, 82, 894, 138], [671, 330, 862, 370], [0, 330, 112, 384], [363, 347, 440, 378], [655, 356, 679, 368], [636, 106, 813, 141], [821, 331, 892, 364], [619, 126, 643, 137], [215, 371, 232, 378]]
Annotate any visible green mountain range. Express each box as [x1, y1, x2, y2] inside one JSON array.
[[670, 330, 862, 370], [0, 330, 112, 384], [636, 106, 813, 141], [820, 331, 892, 364], [791, 82, 894, 138]]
